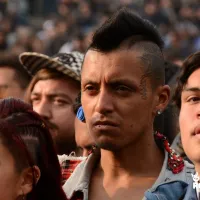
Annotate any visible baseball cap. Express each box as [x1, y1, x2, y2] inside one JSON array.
[[19, 51, 84, 81]]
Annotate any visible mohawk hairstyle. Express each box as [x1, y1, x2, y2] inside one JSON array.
[[89, 8, 164, 52], [87, 8, 165, 89]]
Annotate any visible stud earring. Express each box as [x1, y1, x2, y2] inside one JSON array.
[[157, 110, 162, 115], [20, 190, 25, 200], [41, 122, 45, 128]]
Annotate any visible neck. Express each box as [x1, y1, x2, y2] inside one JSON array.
[[99, 130, 164, 181], [195, 164, 200, 176]]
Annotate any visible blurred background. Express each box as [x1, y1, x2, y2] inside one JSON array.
[[0, 0, 199, 65]]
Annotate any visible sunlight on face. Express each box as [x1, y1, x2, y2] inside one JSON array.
[[81, 50, 157, 151], [180, 68, 200, 164]]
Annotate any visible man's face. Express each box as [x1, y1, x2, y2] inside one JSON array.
[[0, 67, 24, 99], [75, 117, 94, 157], [179, 68, 200, 164], [81, 50, 162, 151], [31, 78, 79, 154]]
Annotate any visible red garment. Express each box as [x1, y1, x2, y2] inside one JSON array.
[[61, 159, 83, 185]]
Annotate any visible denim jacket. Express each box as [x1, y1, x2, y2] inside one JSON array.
[[63, 150, 194, 200], [144, 179, 198, 200]]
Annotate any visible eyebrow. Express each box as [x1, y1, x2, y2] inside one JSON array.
[[183, 87, 200, 92], [82, 78, 138, 87], [109, 78, 138, 86], [82, 79, 98, 85]]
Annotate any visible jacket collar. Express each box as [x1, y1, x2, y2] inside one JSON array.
[[63, 150, 100, 199], [183, 179, 198, 200], [63, 149, 194, 199]]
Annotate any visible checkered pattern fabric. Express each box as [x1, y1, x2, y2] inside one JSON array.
[[58, 154, 86, 185], [60, 159, 83, 185], [19, 51, 84, 81]]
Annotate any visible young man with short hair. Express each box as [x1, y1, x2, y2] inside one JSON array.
[[63, 9, 194, 200], [20, 52, 83, 155], [174, 51, 200, 199]]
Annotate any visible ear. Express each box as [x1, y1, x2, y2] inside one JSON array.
[[153, 85, 170, 115], [17, 166, 41, 197]]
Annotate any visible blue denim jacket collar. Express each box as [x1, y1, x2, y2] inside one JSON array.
[[144, 178, 198, 200]]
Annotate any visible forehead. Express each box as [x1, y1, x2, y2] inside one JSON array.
[[185, 68, 200, 87], [32, 79, 73, 94], [0, 67, 15, 83], [82, 50, 143, 82]]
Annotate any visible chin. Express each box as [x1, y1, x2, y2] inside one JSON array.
[[186, 151, 200, 164], [96, 139, 122, 151]]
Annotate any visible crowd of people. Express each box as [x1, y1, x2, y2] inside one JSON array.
[[0, 1, 200, 200], [0, 0, 199, 64]]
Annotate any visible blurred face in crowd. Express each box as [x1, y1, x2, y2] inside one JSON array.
[[31, 78, 79, 154], [179, 68, 200, 164], [81, 49, 169, 151], [0, 67, 24, 99], [75, 117, 95, 157]]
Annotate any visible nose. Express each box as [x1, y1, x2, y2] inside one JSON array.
[[95, 88, 114, 115], [33, 99, 52, 120]]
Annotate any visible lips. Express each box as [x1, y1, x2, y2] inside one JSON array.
[[94, 120, 119, 127], [194, 125, 200, 136]]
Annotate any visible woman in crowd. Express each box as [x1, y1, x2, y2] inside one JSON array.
[[0, 98, 67, 200]]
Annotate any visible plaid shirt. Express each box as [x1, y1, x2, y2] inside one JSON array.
[[60, 159, 85, 200], [58, 154, 86, 185], [61, 159, 83, 185]]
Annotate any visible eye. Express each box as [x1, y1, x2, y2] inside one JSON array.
[[84, 84, 98, 95], [187, 96, 200, 103], [31, 97, 40, 104], [116, 85, 131, 91], [115, 84, 135, 94], [85, 85, 96, 91], [54, 99, 69, 106]]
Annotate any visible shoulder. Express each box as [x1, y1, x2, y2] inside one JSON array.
[[63, 151, 100, 199], [145, 159, 195, 200]]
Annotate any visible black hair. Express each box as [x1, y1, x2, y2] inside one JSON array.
[[88, 8, 165, 88], [0, 54, 31, 89], [89, 8, 164, 52]]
